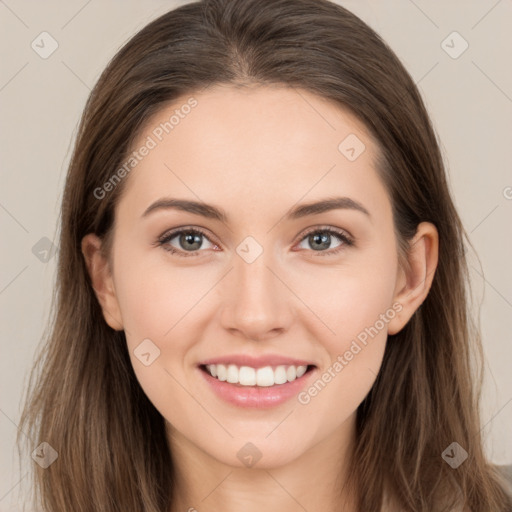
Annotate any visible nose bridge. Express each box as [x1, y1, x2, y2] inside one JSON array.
[[220, 236, 292, 339]]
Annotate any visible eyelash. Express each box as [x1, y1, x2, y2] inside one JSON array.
[[155, 225, 354, 258]]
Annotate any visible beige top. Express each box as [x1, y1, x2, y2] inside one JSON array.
[[496, 464, 512, 499]]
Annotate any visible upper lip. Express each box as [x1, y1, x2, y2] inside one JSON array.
[[199, 354, 316, 369]]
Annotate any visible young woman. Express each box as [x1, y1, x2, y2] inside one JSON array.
[[18, 0, 512, 510]]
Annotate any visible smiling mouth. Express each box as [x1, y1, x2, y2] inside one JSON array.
[[199, 363, 316, 387]]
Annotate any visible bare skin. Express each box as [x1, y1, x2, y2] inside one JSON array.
[[82, 84, 438, 512]]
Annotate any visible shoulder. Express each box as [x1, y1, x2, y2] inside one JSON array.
[[495, 463, 512, 496]]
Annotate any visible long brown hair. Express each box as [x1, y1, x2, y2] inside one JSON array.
[[17, 0, 512, 510]]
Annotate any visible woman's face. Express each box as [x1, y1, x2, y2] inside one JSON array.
[[88, 85, 414, 468]]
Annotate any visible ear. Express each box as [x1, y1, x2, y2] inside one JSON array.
[[387, 222, 439, 335], [81, 233, 124, 331]]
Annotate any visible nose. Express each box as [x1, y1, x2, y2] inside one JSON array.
[[219, 248, 295, 342]]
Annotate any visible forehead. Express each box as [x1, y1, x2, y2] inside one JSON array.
[[116, 84, 389, 223]]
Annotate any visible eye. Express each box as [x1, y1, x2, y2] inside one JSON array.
[[295, 226, 354, 256], [156, 225, 354, 258], [156, 227, 218, 257]]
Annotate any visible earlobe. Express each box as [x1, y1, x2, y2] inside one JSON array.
[[81, 233, 124, 331], [387, 222, 439, 335]]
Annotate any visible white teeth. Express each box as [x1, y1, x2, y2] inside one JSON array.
[[239, 366, 256, 386], [286, 366, 296, 382], [204, 363, 309, 386], [216, 364, 227, 381], [274, 365, 288, 385], [226, 364, 238, 383], [296, 365, 307, 378], [256, 366, 274, 387]]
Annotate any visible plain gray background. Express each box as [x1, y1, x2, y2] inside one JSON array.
[[1, 0, 511, 509]]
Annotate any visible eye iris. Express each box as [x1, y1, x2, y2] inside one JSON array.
[[309, 232, 330, 251], [180, 232, 202, 251]]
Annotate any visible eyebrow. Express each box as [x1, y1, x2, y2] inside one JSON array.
[[141, 196, 371, 222]]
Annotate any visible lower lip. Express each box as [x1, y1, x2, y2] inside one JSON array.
[[197, 366, 317, 409]]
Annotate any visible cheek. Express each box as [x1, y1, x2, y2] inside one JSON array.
[[293, 249, 397, 409], [295, 271, 395, 430], [113, 250, 214, 343], [112, 256, 200, 416], [112, 254, 218, 404], [294, 256, 398, 349], [297, 335, 386, 444]]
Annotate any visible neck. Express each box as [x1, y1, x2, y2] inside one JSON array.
[[167, 416, 359, 512]]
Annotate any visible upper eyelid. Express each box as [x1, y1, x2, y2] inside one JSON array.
[[159, 226, 217, 245], [299, 225, 352, 240]]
